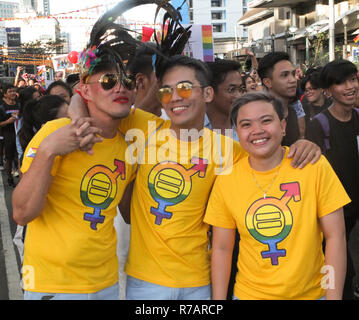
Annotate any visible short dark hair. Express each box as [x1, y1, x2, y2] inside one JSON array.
[[300, 68, 323, 91], [19, 95, 68, 151], [2, 83, 16, 94], [66, 73, 80, 88], [257, 51, 291, 82], [126, 43, 157, 78], [206, 59, 242, 91], [230, 91, 284, 127], [157, 55, 212, 88], [319, 59, 358, 89]]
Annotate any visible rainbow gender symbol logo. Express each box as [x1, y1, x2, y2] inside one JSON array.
[[148, 157, 208, 225], [80, 160, 126, 230], [245, 182, 301, 266]]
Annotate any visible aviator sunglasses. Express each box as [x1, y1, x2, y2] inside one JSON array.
[[86, 73, 136, 91], [157, 81, 202, 104]]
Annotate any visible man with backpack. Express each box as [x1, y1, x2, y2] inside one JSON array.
[[307, 59, 359, 300]]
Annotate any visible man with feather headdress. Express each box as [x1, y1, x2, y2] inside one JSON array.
[[11, 0, 178, 300]]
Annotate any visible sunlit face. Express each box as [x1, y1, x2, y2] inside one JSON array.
[[82, 69, 134, 120], [49, 85, 71, 104], [245, 76, 257, 93], [4, 87, 17, 101], [236, 100, 286, 160], [264, 60, 297, 99], [160, 65, 213, 131], [304, 81, 323, 104], [327, 74, 359, 109], [212, 70, 244, 114]]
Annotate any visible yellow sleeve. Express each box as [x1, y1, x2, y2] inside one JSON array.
[[315, 156, 351, 218], [21, 118, 69, 176], [203, 175, 237, 229], [118, 108, 165, 137], [215, 133, 247, 176]]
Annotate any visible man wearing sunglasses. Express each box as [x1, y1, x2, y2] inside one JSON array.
[[11, 44, 162, 299], [124, 54, 244, 300]]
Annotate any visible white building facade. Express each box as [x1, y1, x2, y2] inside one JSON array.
[[188, 0, 248, 57]]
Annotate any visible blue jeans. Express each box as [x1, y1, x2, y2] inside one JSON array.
[[24, 282, 119, 300], [126, 276, 211, 300]]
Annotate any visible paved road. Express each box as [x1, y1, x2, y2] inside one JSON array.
[[0, 171, 23, 300]]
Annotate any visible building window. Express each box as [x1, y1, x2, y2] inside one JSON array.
[[211, 12, 223, 20], [213, 23, 225, 33], [211, 0, 222, 8], [189, 10, 193, 21], [189, 0, 193, 8]]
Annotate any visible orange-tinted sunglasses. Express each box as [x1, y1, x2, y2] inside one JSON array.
[[157, 81, 202, 104]]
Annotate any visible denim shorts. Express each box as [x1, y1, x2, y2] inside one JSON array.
[[24, 282, 119, 300], [126, 276, 211, 300]]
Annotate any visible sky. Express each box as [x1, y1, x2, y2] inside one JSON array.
[[49, 0, 157, 21], [49, 0, 158, 51]]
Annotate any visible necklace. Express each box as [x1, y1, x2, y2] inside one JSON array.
[[250, 149, 285, 199], [251, 169, 279, 199]]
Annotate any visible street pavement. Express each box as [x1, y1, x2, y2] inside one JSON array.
[[0, 169, 358, 300], [0, 170, 22, 300]]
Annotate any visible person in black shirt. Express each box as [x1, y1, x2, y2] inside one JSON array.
[[257, 52, 321, 166], [301, 68, 332, 136], [0, 84, 20, 186], [307, 60, 359, 300]]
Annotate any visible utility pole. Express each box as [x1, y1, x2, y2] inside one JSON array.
[[328, 0, 335, 61]]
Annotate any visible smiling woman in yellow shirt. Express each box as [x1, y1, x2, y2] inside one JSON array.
[[204, 92, 349, 300]]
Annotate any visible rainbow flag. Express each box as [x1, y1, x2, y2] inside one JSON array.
[[26, 148, 38, 159], [202, 25, 214, 62], [354, 34, 359, 44]]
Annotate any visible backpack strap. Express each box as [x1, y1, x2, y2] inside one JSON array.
[[313, 112, 330, 153]]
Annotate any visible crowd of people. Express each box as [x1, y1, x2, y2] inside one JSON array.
[[3, 0, 359, 301], [0, 67, 79, 186]]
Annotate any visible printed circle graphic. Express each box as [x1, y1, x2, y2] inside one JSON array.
[[246, 197, 293, 243], [152, 168, 185, 199], [86, 172, 113, 205]]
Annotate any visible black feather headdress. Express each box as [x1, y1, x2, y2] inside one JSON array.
[[78, 0, 191, 81]]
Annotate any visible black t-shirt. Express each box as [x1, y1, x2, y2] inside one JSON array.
[[0, 101, 20, 136], [307, 108, 359, 217], [302, 95, 333, 135], [282, 104, 300, 146]]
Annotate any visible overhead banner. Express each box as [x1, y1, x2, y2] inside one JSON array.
[[52, 54, 76, 72], [6, 27, 21, 47], [183, 25, 214, 62]]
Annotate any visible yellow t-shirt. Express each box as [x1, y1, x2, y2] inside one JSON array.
[[204, 147, 351, 300], [21, 118, 138, 294], [125, 121, 246, 287]]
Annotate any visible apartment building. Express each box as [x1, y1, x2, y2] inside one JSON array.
[[238, 0, 359, 64], [186, 0, 248, 57]]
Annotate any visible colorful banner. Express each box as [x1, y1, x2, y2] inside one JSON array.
[[182, 25, 214, 63], [52, 54, 75, 72]]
